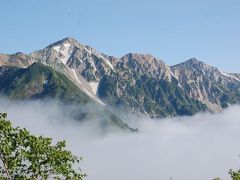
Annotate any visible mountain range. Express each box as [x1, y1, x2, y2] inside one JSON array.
[[0, 37, 239, 125]]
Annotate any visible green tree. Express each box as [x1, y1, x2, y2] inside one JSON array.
[[212, 177, 222, 180], [213, 168, 240, 180], [0, 113, 86, 179], [229, 169, 240, 180]]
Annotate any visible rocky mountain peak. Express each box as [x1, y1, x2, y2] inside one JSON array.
[[120, 53, 168, 69], [46, 37, 81, 49], [186, 57, 201, 64], [10, 52, 29, 61], [1, 37, 240, 116], [173, 58, 206, 67], [171, 58, 217, 76], [14, 52, 25, 57], [129, 52, 151, 58], [118, 53, 173, 81], [44, 37, 109, 66]]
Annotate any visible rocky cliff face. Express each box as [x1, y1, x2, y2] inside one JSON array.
[[0, 37, 239, 117], [29, 37, 115, 105], [171, 58, 240, 111], [116, 53, 174, 81]]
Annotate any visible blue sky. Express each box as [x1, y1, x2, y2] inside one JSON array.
[[0, 0, 239, 72]]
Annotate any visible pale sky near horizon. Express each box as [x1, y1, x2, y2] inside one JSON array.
[[0, 0, 239, 72]]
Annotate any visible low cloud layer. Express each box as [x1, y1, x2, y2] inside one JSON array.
[[1, 98, 240, 180]]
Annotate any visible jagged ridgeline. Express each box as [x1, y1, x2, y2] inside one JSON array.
[[0, 37, 240, 120]]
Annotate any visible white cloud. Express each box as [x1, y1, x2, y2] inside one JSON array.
[[0, 98, 240, 180]]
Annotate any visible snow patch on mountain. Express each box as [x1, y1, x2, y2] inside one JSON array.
[[52, 45, 60, 52], [53, 43, 71, 65], [102, 57, 114, 70], [71, 69, 82, 85], [95, 54, 114, 70], [84, 47, 92, 55], [89, 82, 99, 95], [219, 70, 240, 81], [70, 69, 105, 105]]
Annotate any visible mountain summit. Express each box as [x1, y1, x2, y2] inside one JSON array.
[[0, 37, 239, 117]]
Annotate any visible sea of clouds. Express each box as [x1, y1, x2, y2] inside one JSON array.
[[1, 98, 240, 180]]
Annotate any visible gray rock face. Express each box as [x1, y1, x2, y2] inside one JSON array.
[[0, 37, 239, 116], [171, 58, 240, 111], [29, 37, 115, 104], [116, 53, 174, 81]]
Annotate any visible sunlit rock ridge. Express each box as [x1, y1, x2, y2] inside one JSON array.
[[0, 37, 239, 117]]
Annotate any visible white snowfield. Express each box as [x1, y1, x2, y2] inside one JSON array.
[[69, 68, 105, 105], [84, 47, 92, 55], [219, 70, 240, 82], [89, 82, 99, 95], [100, 56, 114, 70], [53, 43, 71, 65], [84, 46, 114, 70]]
